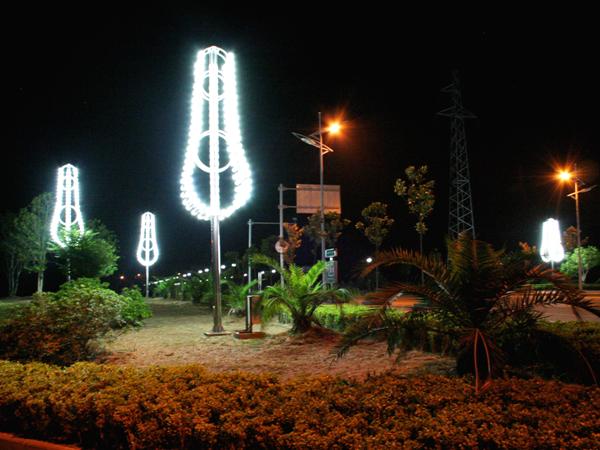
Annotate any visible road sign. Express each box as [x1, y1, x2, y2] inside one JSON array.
[[324, 248, 337, 258], [275, 239, 289, 254], [325, 260, 338, 284]]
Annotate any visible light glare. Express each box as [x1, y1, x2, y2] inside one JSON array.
[[558, 170, 572, 182]]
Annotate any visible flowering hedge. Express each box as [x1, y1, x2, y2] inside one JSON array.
[[1, 361, 598, 449]]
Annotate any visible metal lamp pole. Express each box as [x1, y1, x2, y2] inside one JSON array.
[[572, 169, 583, 291], [318, 112, 326, 284], [292, 113, 340, 286], [560, 165, 597, 291]]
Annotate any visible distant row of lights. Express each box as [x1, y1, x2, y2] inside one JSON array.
[[118, 262, 277, 284]]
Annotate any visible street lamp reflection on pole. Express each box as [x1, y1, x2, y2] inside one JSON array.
[[292, 113, 341, 284], [557, 166, 597, 290]]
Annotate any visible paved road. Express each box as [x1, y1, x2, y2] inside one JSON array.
[[386, 291, 600, 323]]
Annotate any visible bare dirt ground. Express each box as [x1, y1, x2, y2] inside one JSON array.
[[103, 299, 455, 380]]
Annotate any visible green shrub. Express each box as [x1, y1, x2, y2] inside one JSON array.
[[0, 289, 123, 365], [474, 320, 600, 385], [120, 286, 152, 325], [57, 278, 151, 327], [279, 304, 403, 331], [0, 361, 598, 449], [0, 279, 152, 365]]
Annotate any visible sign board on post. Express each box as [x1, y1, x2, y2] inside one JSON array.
[[296, 184, 341, 214], [324, 248, 337, 258], [275, 238, 289, 254], [325, 260, 338, 284]]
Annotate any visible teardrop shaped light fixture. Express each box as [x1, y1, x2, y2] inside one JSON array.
[[180, 46, 252, 221], [540, 218, 565, 263], [50, 163, 85, 247], [136, 211, 159, 298]]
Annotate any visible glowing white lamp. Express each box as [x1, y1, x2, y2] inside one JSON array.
[[50, 164, 85, 247], [540, 218, 565, 265], [180, 46, 252, 335], [180, 46, 252, 220], [136, 212, 159, 297]]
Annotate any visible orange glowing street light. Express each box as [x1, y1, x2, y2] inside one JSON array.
[[327, 121, 342, 134], [557, 170, 572, 182]]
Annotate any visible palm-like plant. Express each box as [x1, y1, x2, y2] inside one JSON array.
[[338, 233, 600, 392], [252, 254, 349, 334], [223, 279, 258, 316]]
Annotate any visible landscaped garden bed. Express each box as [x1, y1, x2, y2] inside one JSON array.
[[1, 360, 598, 449]]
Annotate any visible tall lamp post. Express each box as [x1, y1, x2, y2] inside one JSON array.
[[557, 166, 597, 290], [292, 113, 341, 282], [180, 46, 252, 335]]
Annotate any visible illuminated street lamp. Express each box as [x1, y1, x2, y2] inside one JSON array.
[[180, 46, 252, 335], [136, 212, 159, 298], [540, 218, 565, 269], [50, 164, 85, 248], [292, 114, 341, 283], [557, 166, 597, 290]]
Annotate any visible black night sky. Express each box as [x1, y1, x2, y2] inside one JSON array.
[[5, 10, 600, 293]]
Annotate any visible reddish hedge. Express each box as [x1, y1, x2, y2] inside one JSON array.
[[0, 361, 598, 449]]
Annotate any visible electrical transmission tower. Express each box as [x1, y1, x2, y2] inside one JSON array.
[[437, 70, 476, 239]]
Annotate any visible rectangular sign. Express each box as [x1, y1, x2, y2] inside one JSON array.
[[325, 260, 338, 284], [324, 248, 337, 258], [296, 184, 341, 214]]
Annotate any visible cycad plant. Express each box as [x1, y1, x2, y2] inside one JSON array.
[[252, 254, 349, 334], [223, 279, 258, 316], [338, 233, 600, 392]]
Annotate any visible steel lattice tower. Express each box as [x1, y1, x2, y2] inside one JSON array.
[[437, 70, 476, 239]]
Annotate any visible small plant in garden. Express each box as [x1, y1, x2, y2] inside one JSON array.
[[223, 279, 258, 316], [338, 233, 600, 391], [252, 254, 350, 334]]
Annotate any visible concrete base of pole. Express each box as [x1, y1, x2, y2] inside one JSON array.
[[234, 330, 266, 339]]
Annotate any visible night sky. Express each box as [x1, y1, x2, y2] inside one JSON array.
[[5, 10, 600, 293]]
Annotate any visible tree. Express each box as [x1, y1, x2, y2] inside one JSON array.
[[394, 165, 435, 283], [52, 227, 119, 279], [303, 211, 350, 261], [21, 193, 53, 292], [560, 246, 600, 283], [252, 254, 349, 334], [355, 202, 394, 289], [0, 211, 30, 296], [563, 226, 589, 252], [282, 222, 303, 265], [338, 233, 599, 392]]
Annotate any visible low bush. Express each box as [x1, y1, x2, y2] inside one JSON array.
[[120, 286, 152, 325], [0, 279, 152, 365], [279, 304, 403, 331], [0, 290, 122, 365], [0, 361, 598, 449], [499, 321, 600, 384]]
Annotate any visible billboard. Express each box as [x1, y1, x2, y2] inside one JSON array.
[[296, 184, 341, 214]]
